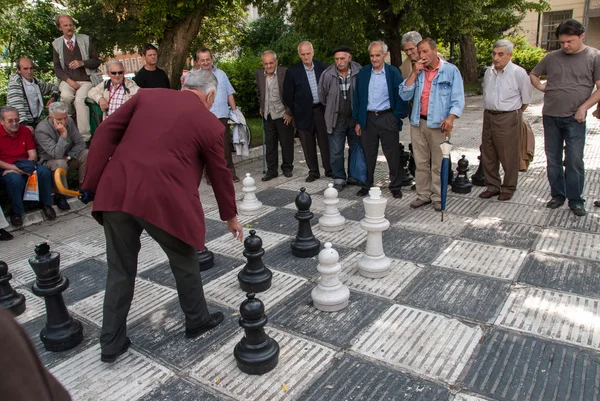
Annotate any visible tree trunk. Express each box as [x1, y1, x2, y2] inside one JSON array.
[[459, 33, 478, 84], [379, 0, 406, 68], [157, 5, 208, 89]]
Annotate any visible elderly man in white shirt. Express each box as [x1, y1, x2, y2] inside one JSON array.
[[479, 39, 533, 201]]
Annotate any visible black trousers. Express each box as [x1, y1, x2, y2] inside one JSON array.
[[100, 211, 210, 354], [298, 105, 332, 178], [264, 116, 294, 176], [360, 112, 401, 191]]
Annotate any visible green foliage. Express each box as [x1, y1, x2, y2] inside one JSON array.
[[511, 37, 546, 72], [218, 53, 262, 118], [191, 0, 248, 56]]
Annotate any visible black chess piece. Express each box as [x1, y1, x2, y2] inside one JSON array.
[[452, 155, 473, 194], [471, 146, 486, 186], [29, 242, 83, 352], [238, 230, 272, 293], [398, 143, 414, 187], [197, 247, 214, 272], [0, 261, 26, 316], [291, 187, 320, 258], [233, 293, 279, 375]]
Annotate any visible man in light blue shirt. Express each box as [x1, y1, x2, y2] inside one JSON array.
[[191, 47, 239, 182]]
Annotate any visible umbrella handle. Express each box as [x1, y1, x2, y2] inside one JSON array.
[[53, 168, 81, 197]]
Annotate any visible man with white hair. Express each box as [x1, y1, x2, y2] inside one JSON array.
[[479, 39, 532, 201], [35, 102, 88, 210], [81, 69, 243, 363], [88, 60, 139, 118], [400, 31, 422, 80]]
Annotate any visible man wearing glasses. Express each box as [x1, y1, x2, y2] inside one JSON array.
[[89, 60, 140, 118], [7, 58, 59, 130], [400, 31, 422, 80]]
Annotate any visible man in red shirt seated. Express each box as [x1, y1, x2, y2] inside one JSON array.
[[0, 106, 56, 227]]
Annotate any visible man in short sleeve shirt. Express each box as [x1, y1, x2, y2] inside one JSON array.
[[530, 19, 600, 216]]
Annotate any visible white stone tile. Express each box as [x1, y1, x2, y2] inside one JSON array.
[[454, 393, 496, 401], [282, 193, 356, 213], [206, 229, 289, 259], [15, 288, 46, 324], [51, 344, 173, 401], [536, 228, 600, 261], [395, 209, 472, 237], [311, 220, 367, 248], [206, 205, 277, 224], [25, 214, 100, 240], [432, 240, 527, 280], [479, 202, 550, 226], [352, 304, 482, 384], [70, 278, 177, 326], [203, 269, 306, 311], [187, 327, 336, 401], [276, 177, 330, 194], [496, 286, 600, 350]]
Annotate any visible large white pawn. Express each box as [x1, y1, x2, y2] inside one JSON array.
[[311, 242, 350, 312], [357, 187, 391, 278], [238, 173, 263, 216], [318, 183, 346, 232]]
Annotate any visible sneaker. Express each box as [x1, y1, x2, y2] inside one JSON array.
[[10, 214, 23, 227], [185, 312, 225, 338], [570, 204, 587, 217], [410, 199, 432, 209], [546, 199, 564, 209], [101, 337, 131, 363], [54, 194, 70, 211], [356, 188, 369, 196], [0, 228, 13, 241], [42, 205, 56, 220]]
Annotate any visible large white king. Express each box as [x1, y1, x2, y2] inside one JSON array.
[[311, 242, 350, 312], [357, 187, 391, 278]]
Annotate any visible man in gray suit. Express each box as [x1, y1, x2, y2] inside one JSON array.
[[255, 50, 294, 181]]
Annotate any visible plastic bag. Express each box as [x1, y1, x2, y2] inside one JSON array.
[[349, 143, 368, 185], [23, 171, 39, 201]]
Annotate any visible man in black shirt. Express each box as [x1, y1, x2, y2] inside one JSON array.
[[133, 44, 171, 89]]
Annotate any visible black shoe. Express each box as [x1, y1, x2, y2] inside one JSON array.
[[54, 194, 70, 211], [357, 188, 369, 196], [261, 174, 278, 182], [346, 178, 359, 186], [333, 184, 344, 192], [325, 171, 333, 178], [546, 199, 564, 209], [570, 204, 587, 217], [42, 205, 56, 220], [101, 337, 131, 363], [305, 176, 318, 183], [185, 312, 224, 338], [232, 176, 240, 183], [392, 190, 403, 199], [0, 228, 13, 241], [594, 200, 600, 207], [10, 214, 23, 227], [283, 171, 293, 178]]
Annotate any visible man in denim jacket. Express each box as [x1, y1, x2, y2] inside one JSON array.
[[400, 38, 464, 211]]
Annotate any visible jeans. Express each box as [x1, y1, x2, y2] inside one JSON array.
[[543, 115, 586, 206], [0, 164, 53, 214], [329, 119, 358, 185]]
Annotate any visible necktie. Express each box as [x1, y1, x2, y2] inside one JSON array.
[[67, 40, 74, 51]]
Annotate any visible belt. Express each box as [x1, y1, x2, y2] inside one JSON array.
[[485, 109, 518, 115], [367, 109, 391, 116], [420, 115, 427, 120]]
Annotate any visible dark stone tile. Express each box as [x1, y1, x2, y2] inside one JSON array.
[[340, 202, 405, 224], [204, 218, 233, 242], [243, 207, 322, 236], [129, 300, 237, 370], [138, 378, 224, 401], [21, 315, 100, 369], [382, 230, 453, 264], [397, 267, 511, 323], [462, 329, 600, 401], [298, 354, 450, 401], [140, 253, 244, 289], [270, 287, 391, 348], [61, 258, 107, 304], [518, 252, 600, 298], [255, 187, 299, 207], [460, 221, 542, 249]]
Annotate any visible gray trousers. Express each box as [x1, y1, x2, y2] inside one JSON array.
[[100, 211, 210, 355]]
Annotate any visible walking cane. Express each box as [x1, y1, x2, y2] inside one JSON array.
[[53, 168, 94, 203]]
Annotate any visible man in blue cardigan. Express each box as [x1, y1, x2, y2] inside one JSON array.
[[353, 41, 408, 198]]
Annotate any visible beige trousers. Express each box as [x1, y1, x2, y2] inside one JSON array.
[[59, 81, 93, 141], [410, 119, 446, 202], [45, 149, 89, 188]]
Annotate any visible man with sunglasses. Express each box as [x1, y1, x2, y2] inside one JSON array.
[[89, 60, 139, 118], [7, 58, 59, 130]]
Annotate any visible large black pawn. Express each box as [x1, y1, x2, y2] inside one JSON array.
[[233, 293, 279, 375], [238, 230, 272, 293], [452, 155, 473, 194], [0, 261, 26, 316], [291, 187, 320, 258], [197, 247, 214, 272], [29, 242, 83, 352], [471, 146, 486, 186], [398, 143, 414, 187]]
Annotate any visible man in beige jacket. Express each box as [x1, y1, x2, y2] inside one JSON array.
[[88, 60, 139, 118]]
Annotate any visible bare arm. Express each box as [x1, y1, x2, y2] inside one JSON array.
[[228, 94, 236, 111], [27, 149, 37, 161], [529, 72, 546, 92]]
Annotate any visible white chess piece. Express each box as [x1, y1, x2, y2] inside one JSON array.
[[311, 242, 350, 312], [318, 183, 346, 232], [357, 187, 391, 278], [238, 173, 263, 215]]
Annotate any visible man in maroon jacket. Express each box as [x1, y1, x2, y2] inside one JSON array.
[[81, 69, 243, 363]]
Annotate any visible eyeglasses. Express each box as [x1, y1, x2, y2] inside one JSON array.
[[4, 118, 19, 123], [110, 71, 124, 75], [404, 47, 417, 53]]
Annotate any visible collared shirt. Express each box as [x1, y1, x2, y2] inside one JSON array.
[[209, 65, 236, 118], [264, 71, 286, 120], [22, 78, 43, 118], [338, 69, 351, 100], [483, 61, 533, 111], [108, 83, 126, 116], [420, 61, 440, 116], [367, 67, 390, 111], [63, 36, 76, 48], [304, 63, 320, 104], [0, 125, 35, 164]]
